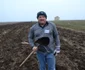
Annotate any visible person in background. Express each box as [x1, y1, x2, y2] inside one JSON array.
[[28, 11, 60, 70]]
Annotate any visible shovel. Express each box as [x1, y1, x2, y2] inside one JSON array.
[[19, 37, 50, 67]]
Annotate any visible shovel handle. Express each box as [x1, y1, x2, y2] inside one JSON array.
[[19, 51, 34, 67]]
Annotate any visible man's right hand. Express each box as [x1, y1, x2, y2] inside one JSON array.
[[32, 46, 38, 52]]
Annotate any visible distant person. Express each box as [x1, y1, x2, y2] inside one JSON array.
[[28, 11, 60, 70]]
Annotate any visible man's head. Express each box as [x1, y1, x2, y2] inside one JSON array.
[[37, 11, 47, 25]]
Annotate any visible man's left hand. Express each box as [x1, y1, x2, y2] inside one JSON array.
[[54, 47, 60, 56]]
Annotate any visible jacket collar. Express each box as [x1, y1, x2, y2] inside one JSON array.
[[38, 21, 49, 28]]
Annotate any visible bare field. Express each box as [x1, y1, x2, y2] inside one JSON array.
[[0, 22, 85, 70]]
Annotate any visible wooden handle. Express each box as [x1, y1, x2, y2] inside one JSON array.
[[19, 51, 34, 67]]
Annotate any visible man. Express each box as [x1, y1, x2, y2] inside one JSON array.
[[28, 11, 60, 70]]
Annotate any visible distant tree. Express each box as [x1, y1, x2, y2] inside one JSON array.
[[54, 16, 60, 21]]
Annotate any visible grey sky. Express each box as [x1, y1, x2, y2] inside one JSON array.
[[0, 0, 85, 22]]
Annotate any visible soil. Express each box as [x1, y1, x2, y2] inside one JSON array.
[[0, 22, 85, 70]]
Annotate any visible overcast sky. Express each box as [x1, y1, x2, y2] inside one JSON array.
[[0, 0, 85, 22]]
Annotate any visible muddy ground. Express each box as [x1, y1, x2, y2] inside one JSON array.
[[0, 22, 85, 70]]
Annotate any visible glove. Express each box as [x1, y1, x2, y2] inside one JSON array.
[[54, 47, 60, 56]]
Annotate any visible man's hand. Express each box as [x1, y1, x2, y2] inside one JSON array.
[[32, 46, 38, 52], [54, 47, 60, 56]]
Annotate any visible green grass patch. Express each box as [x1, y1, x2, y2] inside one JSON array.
[[53, 20, 85, 31]]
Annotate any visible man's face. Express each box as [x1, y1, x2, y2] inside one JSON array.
[[37, 15, 47, 25]]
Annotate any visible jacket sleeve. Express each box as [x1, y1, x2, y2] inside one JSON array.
[[28, 27, 35, 48], [52, 23, 60, 49]]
